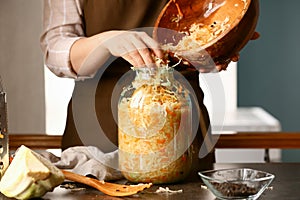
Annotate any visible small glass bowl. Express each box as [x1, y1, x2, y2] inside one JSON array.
[[198, 168, 275, 200]]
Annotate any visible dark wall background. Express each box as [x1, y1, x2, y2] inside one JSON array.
[[238, 0, 300, 161]]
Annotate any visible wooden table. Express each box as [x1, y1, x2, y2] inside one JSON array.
[[8, 132, 300, 150], [4, 133, 300, 199], [1, 163, 298, 200]]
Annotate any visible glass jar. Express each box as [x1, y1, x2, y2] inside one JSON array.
[[118, 66, 193, 184]]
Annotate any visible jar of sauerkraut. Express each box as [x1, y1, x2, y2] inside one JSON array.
[[118, 66, 193, 184]]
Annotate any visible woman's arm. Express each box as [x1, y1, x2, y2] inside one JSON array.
[[70, 31, 164, 76], [40, 0, 85, 79], [40, 0, 163, 79]]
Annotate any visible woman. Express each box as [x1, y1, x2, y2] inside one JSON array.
[[40, 0, 235, 177]]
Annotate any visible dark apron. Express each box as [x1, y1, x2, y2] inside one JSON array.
[[62, 0, 215, 174]]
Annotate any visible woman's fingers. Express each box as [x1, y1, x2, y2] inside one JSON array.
[[126, 34, 154, 67], [231, 53, 240, 62], [138, 32, 164, 59], [103, 31, 163, 68], [251, 31, 260, 40]]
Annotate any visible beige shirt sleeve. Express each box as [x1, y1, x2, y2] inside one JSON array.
[[40, 0, 85, 79]]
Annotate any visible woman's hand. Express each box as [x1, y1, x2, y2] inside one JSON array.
[[101, 31, 164, 68], [215, 31, 260, 72], [70, 30, 164, 77]]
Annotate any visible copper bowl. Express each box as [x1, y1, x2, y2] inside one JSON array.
[[153, 0, 259, 71]]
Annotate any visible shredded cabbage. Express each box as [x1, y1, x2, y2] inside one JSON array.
[[162, 17, 231, 52], [118, 84, 192, 184]]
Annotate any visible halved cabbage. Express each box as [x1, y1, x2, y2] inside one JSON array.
[[0, 145, 64, 199]]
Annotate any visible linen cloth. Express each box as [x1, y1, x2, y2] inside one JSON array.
[[42, 146, 123, 181]]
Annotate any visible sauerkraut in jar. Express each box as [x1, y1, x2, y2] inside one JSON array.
[[118, 66, 193, 184]]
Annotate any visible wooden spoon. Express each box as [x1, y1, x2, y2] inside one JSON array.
[[62, 170, 152, 197], [153, 0, 259, 70]]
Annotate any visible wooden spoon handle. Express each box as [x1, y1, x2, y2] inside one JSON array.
[[62, 170, 101, 189], [61, 170, 152, 197]]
